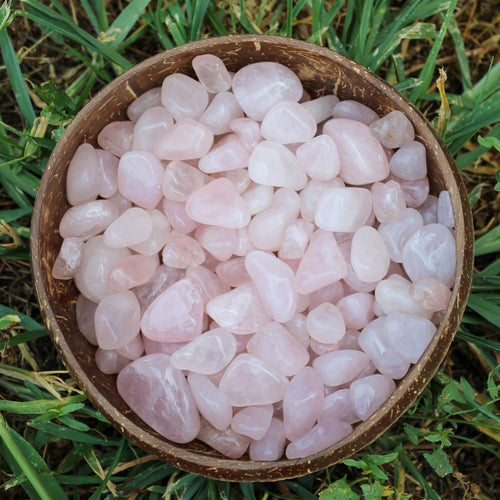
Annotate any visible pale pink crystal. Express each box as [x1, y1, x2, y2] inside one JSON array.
[[214, 257, 250, 287], [161, 232, 205, 269], [162, 199, 198, 234], [309, 281, 345, 310], [229, 117, 263, 151], [95, 149, 119, 198], [369, 110, 415, 148], [231, 405, 273, 440], [95, 348, 130, 374], [306, 302, 346, 344], [375, 278, 432, 318], [336, 292, 375, 330], [409, 277, 452, 312], [66, 143, 99, 205], [108, 191, 132, 214], [438, 191, 454, 228], [219, 168, 250, 193], [351, 226, 390, 283], [76, 294, 98, 345], [130, 209, 171, 255], [195, 226, 236, 262], [300, 178, 345, 222], [313, 350, 370, 387], [52, 237, 83, 279], [199, 92, 244, 135], [185, 265, 230, 304], [108, 254, 157, 290], [285, 312, 310, 348], [398, 176, 430, 208], [249, 418, 287, 461], [132, 106, 174, 152], [350, 374, 396, 420], [418, 195, 438, 224], [141, 279, 204, 342], [371, 180, 406, 223], [296, 134, 340, 181], [332, 100, 379, 124], [134, 264, 183, 310], [192, 54, 232, 93], [198, 134, 250, 173], [97, 121, 134, 157], [117, 353, 200, 443], [126, 87, 161, 121], [319, 389, 360, 425], [197, 420, 250, 458], [389, 141, 427, 180], [103, 207, 153, 248], [301, 95, 339, 123], [278, 219, 314, 260], [143, 337, 187, 355], [116, 334, 144, 360]]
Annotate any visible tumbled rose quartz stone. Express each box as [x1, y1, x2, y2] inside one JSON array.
[[351, 226, 390, 283], [59, 200, 119, 239], [66, 143, 99, 205], [140, 279, 204, 342], [389, 141, 427, 180], [162, 199, 197, 234], [154, 119, 214, 160], [319, 389, 360, 425], [215, 257, 250, 287], [198, 134, 250, 173], [187, 373, 232, 430], [409, 277, 452, 312], [199, 92, 244, 135], [417, 195, 438, 224], [307, 303, 346, 344], [171, 327, 236, 374], [332, 100, 380, 124], [118, 151, 163, 209], [186, 265, 230, 304], [309, 281, 344, 310], [232, 61, 303, 120], [197, 420, 250, 458], [296, 135, 340, 181], [192, 54, 232, 93], [117, 353, 200, 443], [116, 334, 144, 360], [130, 209, 171, 255], [132, 106, 174, 152], [229, 117, 263, 151], [108, 254, 157, 291], [402, 223, 456, 288], [219, 353, 289, 406], [336, 292, 375, 330], [97, 121, 134, 157], [313, 350, 370, 387], [186, 178, 250, 229], [301, 95, 339, 123], [94, 290, 141, 350], [220, 168, 250, 193], [161, 232, 205, 269], [284, 313, 311, 349], [300, 178, 345, 222], [52, 237, 83, 279], [375, 278, 431, 318], [323, 118, 390, 184], [231, 405, 273, 440], [438, 191, 454, 228], [126, 87, 161, 121], [398, 176, 430, 208], [195, 226, 236, 262], [369, 110, 415, 148], [76, 294, 98, 345], [134, 264, 183, 310], [249, 418, 287, 461], [350, 374, 396, 420], [109, 191, 132, 214], [371, 180, 406, 223], [96, 149, 119, 198], [278, 219, 314, 260], [95, 348, 130, 374], [103, 207, 153, 248]]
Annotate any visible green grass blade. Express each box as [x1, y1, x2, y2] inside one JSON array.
[[466, 295, 500, 328], [189, 0, 210, 41], [455, 123, 500, 170], [445, 14, 472, 91], [206, 3, 229, 36], [107, 0, 154, 48], [80, 0, 102, 34], [0, 330, 48, 350]]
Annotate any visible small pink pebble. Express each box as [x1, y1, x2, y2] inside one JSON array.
[[309, 281, 344, 310], [437, 191, 454, 228], [336, 292, 375, 330], [52, 237, 83, 279], [306, 303, 346, 344], [95, 348, 130, 374], [333, 100, 379, 124], [130, 209, 171, 255], [95, 149, 119, 198], [249, 418, 287, 461], [197, 420, 250, 458], [300, 178, 345, 222], [313, 349, 370, 387], [198, 134, 250, 174], [350, 374, 396, 420], [389, 141, 427, 180], [278, 219, 314, 260], [76, 294, 98, 345], [103, 207, 153, 248], [162, 199, 198, 234], [126, 87, 161, 121], [375, 278, 431, 318], [215, 257, 250, 287], [418, 195, 439, 224], [200, 92, 244, 135], [161, 232, 205, 269], [195, 225, 236, 262], [351, 226, 390, 283], [301, 95, 339, 123], [66, 143, 99, 205], [186, 265, 230, 304], [371, 180, 406, 223], [132, 106, 174, 152], [134, 264, 183, 311], [192, 54, 232, 93], [97, 121, 134, 157], [398, 176, 430, 208], [319, 389, 360, 425], [231, 405, 273, 440], [229, 117, 263, 151], [296, 134, 340, 181], [409, 277, 452, 312], [369, 110, 415, 148], [108, 254, 158, 291], [116, 334, 144, 361]]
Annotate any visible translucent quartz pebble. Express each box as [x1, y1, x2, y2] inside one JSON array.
[[378, 208, 424, 263], [206, 283, 271, 334], [143, 337, 186, 356], [76, 294, 98, 345], [278, 219, 314, 260], [215, 257, 250, 288], [231, 405, 273, 440], [220, 168, 250, 193], [369, 110, 415, 148], [74, 236, 130, 302], [313, 350, 370, 387], [229, 117, 262, 151], [315, 187, 372, 232], [350, 374, 396, 420], [161, 232, 205, 269], [132, 106, 174, 152], [309, 281, 344, 310], [384, 312, 436, 363], [103, 207, 153, 248], [319, 389, 360, 425], [96, 149, 119, 198], [358, 317, 410, 379], [199, 91, 244, 135], [171, 327, 236, 374], [117, 334, 144, 360], [296, 135, 340, 181], [186, 375, 231, 433], [248, 141, 307, 190], [323, 118, 390, 185], [118, 353, 200, 443], [332, 100, 379, 124], [398, 176, 430, 208], [375, 278, 432, 318], [134, 264, 183, 310], [97, 121, 134, 157], [59, 200, 119, 239], [109, 192, 132, 214], [232, 61, 303, 120], [286, 419, 353, 459], [307, 303, 346, 344], [301, 95, 339, 123], [197, 420, 250, 458], [192, 54, 232, 93], [186, 178, 250, 229], [198, 134, 250, 173], [186, 265, 230, 304], [161, 73, 209, 121], [66, 143, 99, 205], [261, 100, 317, 144], [141, 279, 204, 342], [130, 209, 171, 255], [351, 226, 390, 282], [95, 348, 130, 374], [162, 199, 197, 234], [245, 251, 297, 323], [154, 119, 214, 160], [389, 141, 427, 180], [402, 223, 456, 288], [418, 195, 438, 224], [235, 227, 257, 256], [219, 353, 289, 406], [336, 293, 375, 330], [126, 87, 162, 121], [438, 191, 454, 228], [246, 322, 309, 377], [118, 151, 163, 209], [296, 230, 348, 294], [161, 161, 205, 202], [371, 180, 406, 223], [94, 291, 141, 350], [409, 277, 452, 312], [108, 254, 157, 291], [249, 418, 287, 461], [195, 226, 236, 262], [52, 237, 83, 279], [283, 367, 324, 441], [300, 178, 345, 222]]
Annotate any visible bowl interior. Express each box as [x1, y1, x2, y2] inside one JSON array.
[[31, 35, 473, 481]]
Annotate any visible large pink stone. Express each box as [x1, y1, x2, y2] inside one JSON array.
[[313, 350, 370, 387], [333, 100, 379, 124], [197, 420, 250, 458], [130, 209, 171, 255], [306, 302, 346, 345], [319, 389, 360, 425], [161, 73, 208, 121], [103, 207, 153, 248], [231, 405, 273, 440], [95, 348, 130, 374], [200, 92, 244, 135], [390, 141, 427, 180], [300, 178, 345, 222], [296, 134, 340, 181], [398, 176, 430, 208], [219, 168, 250, 193], [76, 294, 98, 345], [117, 353, 200, 443], [192, 54, 232, 93], [323, 118, 390, 184], [95, 149, 119, 198], [161, 232, 205, 269], [437, 190, 454, 228], [185, 178, 250, 229], [350, 374, 396, 420], [249, 418, 287, 461], [369, 110, 415, 148], [66, 143, 99, 205], [198, 134, 250, 174], [351, 226, 390, 283], [301, 95, 338, 123], [132, 106, 174, 152], [371, 180, 406, 223], [409, 277, 452, 312], [230, 117, 263, 151], [278, 219, 314, 260], [126, 87, 162, 121], [108, 254, 157, 291], [134, 264, 183, 310], [97, 121, 134, 157], [336, 292, 375, 330], [52, 237, 83, 279], [140, 279, 204, 342], [162, 199, 198, 234]]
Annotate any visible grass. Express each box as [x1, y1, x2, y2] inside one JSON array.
[[1, 0, 499, 498]]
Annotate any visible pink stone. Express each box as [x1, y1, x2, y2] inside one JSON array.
[[95, 348, 130, 374], [215, 257, 250, 287], [154, 119, 214, 160], [313, 350, 370, 387], [306, 303, 346, 344], [97, 121, 134, 157], [192, 54, 232, 93], [389, 141, 427, 180], [375, 278, 432, 318], [409, 277, 452, 312], [402, 223, 456, 288], [52, 237, 83, 279], [231, 405, 273, 440], [309, 281, 345, 310], [118, 353, 200, 443], [95, 149, 119, 198], [336, 293, 376, 330], [438, 191, 454, 228], [351, 226, 390, 283], [103, 207, 153, 248], [186, 178, 250, 229], [108, 254, 158, 290], [229, 117, 263, 151], [278, 219, 314, 260], [132, 106, 174, 152], [296, 134, 340, 181], [197, 420, 250, 458], [323, 118, 390, 184], [249, 418, 287, 461], [199, 134, 250, 174], [245, 251, 297, 323], [371, 180, 406, 223], [219, 353, 289, 406], [332, 100, 379, 124], [118, 151, 163, 209], [59, 200, 119, 239], [369, 110, 415, 148], [141, 279, 204, 342], [108, 191, 132, 214], [188, 373, 232, 431], [186, 265, 230, 304], [300, 178, 345, 222], [319, 389, 360, 425], [66, 143, 99, 205], [162, 160, 205, 201], [195, 225, 236, 261], [94, 291, 141, 350], [285, 313, 310, 348], [161, 232, 205, 269], [161, 73, 209, 121], [219, 168, 250, 193], [126, 87, 162, 121], [134, 264, 183, 310], [397, 176, 430, 208], [143, 336, 187, 355], [116, 334, 144, 360], [130, 209, 171, 255], [418, 195, 438, 224], [315, 187, 372, 232], [76, 294, 98, 345], [350, 374, 396, 420], [301, 95, 339, 123], [234, 227, 258, 256], [199, 92, 244, 135], [232, 61, 303, 120], [162, 199, 198, 234]]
